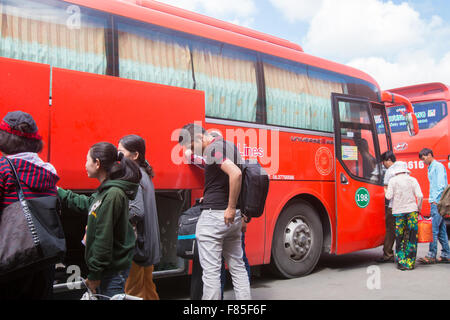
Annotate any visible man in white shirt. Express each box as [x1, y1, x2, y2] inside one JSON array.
[[385, 161, 423, 271]]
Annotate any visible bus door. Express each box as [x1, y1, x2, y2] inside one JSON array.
[[332, 94, 386, 254]]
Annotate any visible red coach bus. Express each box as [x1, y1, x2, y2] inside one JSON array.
[[386, 83, 450, 217], [0, 0, 418, 288]]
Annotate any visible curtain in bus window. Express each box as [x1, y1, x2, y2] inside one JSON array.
[[192, 44, 258, 123], [263, 60, 344, 132], [117, 23, 193, 89], [0, 0, 107, 74]]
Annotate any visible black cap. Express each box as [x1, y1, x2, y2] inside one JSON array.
[[0, 111, 42, 140]]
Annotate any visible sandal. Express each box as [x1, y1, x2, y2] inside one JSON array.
[[437, 257, 450, 264], [418, 257, 436, 264]]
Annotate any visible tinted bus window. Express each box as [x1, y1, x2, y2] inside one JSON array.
[[117, 20, 194, 89], [0, 0, 108, 74], [191, 42, 258, 123], [263, 57, 344, 132], [386, 101, 448, 133], [338, 100, 379, 182]]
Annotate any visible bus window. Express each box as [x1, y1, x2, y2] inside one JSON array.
[[0, 0, 108, 75], [373, 105, 391, 155], [388, 101, 448, 133], [117, 21, 194, 89], [191, 42, 258, 123], [262, 57, 344, 132], [338, 100, 379, 183]]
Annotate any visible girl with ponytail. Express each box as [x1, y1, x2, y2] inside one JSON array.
[[118, 135, 161, 300], [58, 142, 141, 298]]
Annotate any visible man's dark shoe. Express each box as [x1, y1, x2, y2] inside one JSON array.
[[376, 256, 395, 263]]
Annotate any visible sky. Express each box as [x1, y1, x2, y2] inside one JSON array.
[[155, 0, 450, 90]]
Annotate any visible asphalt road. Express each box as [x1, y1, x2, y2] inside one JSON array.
[[156, 242, 450, 300]]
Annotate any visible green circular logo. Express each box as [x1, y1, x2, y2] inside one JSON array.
[[355, 188, 370, 208]]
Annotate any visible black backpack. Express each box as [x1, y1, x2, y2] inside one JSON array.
[[239, 160, 270, 220], [176, 204, 202, 260]]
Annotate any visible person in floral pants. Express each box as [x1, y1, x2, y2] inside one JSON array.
[[385, 162, 423, 271], [395, 212, 419, 270]]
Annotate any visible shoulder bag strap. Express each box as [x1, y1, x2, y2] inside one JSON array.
[[4, 157, 41, 247], [4, 157, 26, 202]]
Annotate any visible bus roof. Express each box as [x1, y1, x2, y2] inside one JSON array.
[[388, 82, 450, 103], [64, 0, 380, 91], [125, 0, 304, 53]]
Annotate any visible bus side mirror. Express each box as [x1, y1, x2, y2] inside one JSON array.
[[381, 91, 419, 137], [405, 112, 418, 137]]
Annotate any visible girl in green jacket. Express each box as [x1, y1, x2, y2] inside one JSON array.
[[58, 142, 141, 298]]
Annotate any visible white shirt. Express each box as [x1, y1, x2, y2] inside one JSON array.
[[383, 162, 402, 208], [385, 173, 423, 216]]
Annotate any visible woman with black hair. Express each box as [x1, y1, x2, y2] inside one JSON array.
[[58, 142, 141, 298], [118, 135, 161, 300]]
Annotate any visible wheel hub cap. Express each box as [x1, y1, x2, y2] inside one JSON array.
[[284, 216, 312, 261]]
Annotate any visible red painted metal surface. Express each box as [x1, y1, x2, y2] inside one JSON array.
[[0, 57, 51, 161], [50, 67, 205, 190]]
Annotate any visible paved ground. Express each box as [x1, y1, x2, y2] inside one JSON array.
[[156, 242, 450, 300]]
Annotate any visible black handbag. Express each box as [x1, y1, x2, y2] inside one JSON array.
[[0, 157, 66, 282]]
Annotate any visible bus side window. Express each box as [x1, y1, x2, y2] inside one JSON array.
[[0, 0, 108, 75], [116, 21, 194, 89], [191, 43, 258, 123], [262, 57, 345, 132], [339, 101, 379, 183]]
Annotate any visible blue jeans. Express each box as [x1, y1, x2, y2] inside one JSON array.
[[96, 267, 130, 300], [427, 204, 450, 259]]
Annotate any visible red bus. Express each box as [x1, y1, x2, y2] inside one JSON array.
[[0, 0, 418, 290], [386, 83, 450, 217]]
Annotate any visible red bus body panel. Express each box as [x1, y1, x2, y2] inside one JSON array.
[[50, 67, 205, 190], [388, 83, 450, 216], [0, 58, 51, 161], [334, 161, 385, 254]]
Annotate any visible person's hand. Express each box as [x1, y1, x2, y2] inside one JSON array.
[[224, 207, 236, 226], [241, 220, 247, 233], [85, 279, 101, 294]]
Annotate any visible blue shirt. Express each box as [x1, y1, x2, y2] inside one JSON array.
[[428, 160, 448, 204]]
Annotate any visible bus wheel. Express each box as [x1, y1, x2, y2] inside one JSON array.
[[270, 200, 323, 278]]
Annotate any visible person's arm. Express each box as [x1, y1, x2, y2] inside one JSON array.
[[58, 187, 93, 214], [414, 179, 424, 212], [436, 164, 448, 203], [385, 180, 394, 201], [129, 185, 145, 225], [220, 159, 242, 226]]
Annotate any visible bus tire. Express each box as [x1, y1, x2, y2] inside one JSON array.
[[270, 200, 323, 279]]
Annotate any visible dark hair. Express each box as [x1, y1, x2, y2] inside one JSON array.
[[0, 123, 43, 155], [89, 142, 141, 184], [381, 150, 396, 163], [178, 123, 206, 146], [419, 148, 434, 159], [119, 134, 155, 178]]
